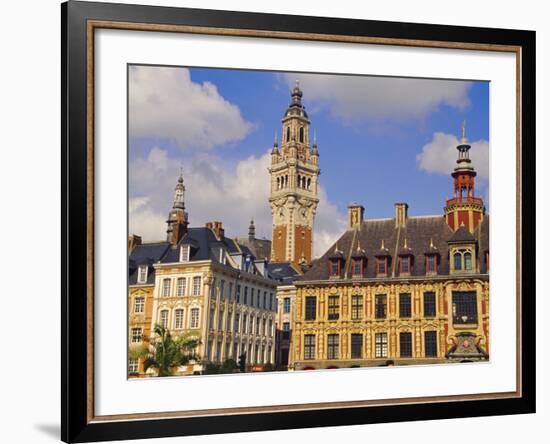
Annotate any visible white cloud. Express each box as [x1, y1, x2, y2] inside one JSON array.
[[129, 65, 252, 148], [129, 147, 346, 259], [416, 132, 489, 179], [283, 73, 471, 124]]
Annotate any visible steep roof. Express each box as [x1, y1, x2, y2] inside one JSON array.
[[266, 262, 301, 284], [128, 241, 171, 285], [299, 215, 489, 282], [235, 237, 272, 261]]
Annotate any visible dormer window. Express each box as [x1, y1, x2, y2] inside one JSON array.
[[376, 257, 388, 275], [352, 258, 363, 276], [180, 244, 190, 262], [426, 255, 438, 274], [399, 256, 411, 274], [137, 265, 148, 284], [451, 248, 475, 274], [329, 259, 340, 276]]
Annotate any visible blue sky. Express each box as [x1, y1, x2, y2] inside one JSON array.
[[128, 65, 489, 257]]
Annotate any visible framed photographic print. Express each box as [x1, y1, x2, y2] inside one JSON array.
[[61, 1, 536, 442]]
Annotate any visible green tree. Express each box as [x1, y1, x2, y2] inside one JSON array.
[[220, 358, 238, 374], [141, 324, 201, 377]]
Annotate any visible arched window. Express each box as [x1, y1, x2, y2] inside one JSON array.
[[464, 252, 472, 270], [297, 175, 301, 188], [285, 175, 288, 187], [454, 252, 462, 270], [286, 127, 290, 141], [276, 177, 280, 190], [299, 127, 304, 143], [307, 178, 311, 190]]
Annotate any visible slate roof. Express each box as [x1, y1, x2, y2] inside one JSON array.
[[266, 262, 301, 284], [235, 237, 272, 261], [299, 215, 489, 282], [128, 242, 171, 285]]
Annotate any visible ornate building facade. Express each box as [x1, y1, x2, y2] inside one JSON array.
[[269, 81, 320, 268], [289, 130, 490, 370], [128, 175, 278, 377]]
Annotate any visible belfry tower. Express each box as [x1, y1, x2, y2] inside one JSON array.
[[444, 122, 485, 232], [166, 172, 189, 245], [269, 81, 320, 266]]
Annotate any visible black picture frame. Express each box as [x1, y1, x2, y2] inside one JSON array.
[[62, 1, 536, 442]]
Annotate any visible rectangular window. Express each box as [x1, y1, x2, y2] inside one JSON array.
[[351, 334, 363, 359], [283, 297, 291, 313], [263, 291, 267, 309], [452, 291, 478, 324], [353, 259, 362, 275], [256, 317, 260, 335], [425, 331, 438, 357], [327, 334, 339, 359], [236, 285, 241, 303], [427, 255, 436, 273], [161, 278, 171, 297], [174, 309, 184, 329], [218, 310, 224, 331], [304, 334, 315, 360], [134, 297, 144, 313], [180, 244, 190, 262], [131, 327, 142, 343], [424, 292, 436, 317], [330, 260, 339, 276], [244, 286, 248, 305], [328, 295, 340, 320], [249, 317, 254, 334], [137, 265, 148, 283], [192, 276, 201, 295], [269, 293, 274, 311], [228, 282, 233, 300], [128, 359, 138, 374], [305, 296, 317, 321], [209, 309, 215, 330], [220, 280, 225, 299], [399, 293, 412, 318], [401, 256, 410, 273], [189, 308, 199, 329], [268, 320, 273, 337], [160, 310, 169, 328], [250, 288, 255, 306], [210, 278, 216, 298], [375, 333, 388, 358], [375, 295, 387, 319], [176, 277, 186, 297], [282, 321, 290, 339], [234, 313, 240, 332], [351, 295, 363, 320], [377, 257, 386, 274], [400, 332, 413, 357], [242, 314, 247, 334]]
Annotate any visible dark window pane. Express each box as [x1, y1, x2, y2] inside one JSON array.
[[400, 332, 412, 357], [425, 331, 437, 357], [375, 295, 387, 319], [351, 334, 363, 359], [427, 255, 436, 272], [401, 257, 409, 273], [424, 292, 436, 317], [283, 297, 291, 313], [452, 291, 478, 324], [378, 258, 386, 274], [330, 260, 339, 276], [454, 253, 462, 270], [399, 293, 411, 318], [305, 296, 316, 321]]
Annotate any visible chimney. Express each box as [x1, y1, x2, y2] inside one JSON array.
[[207, 221, 225, 240], [348, 203, 364, 229], [395, 202, 408, 228], [128, 234, 142, 254]]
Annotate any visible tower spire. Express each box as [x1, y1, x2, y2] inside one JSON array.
[[443, 122, 485, 232], [166, 171, 189, 245], [248, 218, 256, 241]]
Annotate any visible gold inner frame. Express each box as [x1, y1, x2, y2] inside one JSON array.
[[85, 19, 523, 423]]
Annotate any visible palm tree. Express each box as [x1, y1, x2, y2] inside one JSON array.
[[141, 324, 201, 377]]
